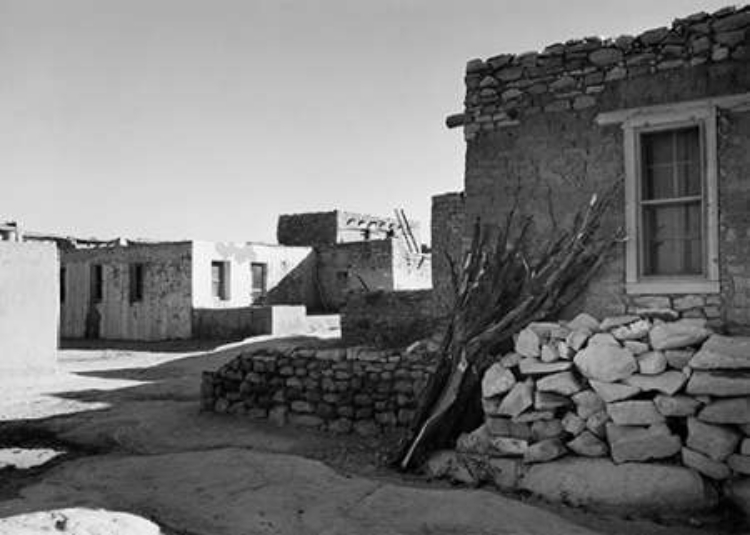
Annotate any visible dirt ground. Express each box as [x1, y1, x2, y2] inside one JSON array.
[[0, 335, 742, 534]]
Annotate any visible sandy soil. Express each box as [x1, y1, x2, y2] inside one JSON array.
[[0, 335, 740, 534]]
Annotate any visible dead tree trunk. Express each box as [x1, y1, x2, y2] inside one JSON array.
[[396, 184, 624, 471]]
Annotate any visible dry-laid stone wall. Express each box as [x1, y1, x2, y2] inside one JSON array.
[[443, 309, 750, 506], [201, 341, 438, 436], [450, 5, 750, 140]]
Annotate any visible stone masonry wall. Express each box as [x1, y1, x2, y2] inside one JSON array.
[[201, 341, 437, 436], [431, 192, 466, 314], [454, 6, 750, 332], [433, 310, 750, 510], [341, 289, 441, 347]]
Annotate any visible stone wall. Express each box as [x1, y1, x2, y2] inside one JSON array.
[[435, 310, 750, 508], [431, 192, 465, 314], [277, 211, 339, 247], [451, 6, 750, 332], [340, 289, 441, 347], [201, 341, 438, 436]]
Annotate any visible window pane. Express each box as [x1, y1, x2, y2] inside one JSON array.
[[641, 127, 701, 200], [642, 202, 702, 276]]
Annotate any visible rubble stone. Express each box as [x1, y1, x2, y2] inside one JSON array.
[[665, 349, 694, 369], [728, 454, 750, 475], [481, 363, 517, 398], [612, 319, 651, 341], [566, 329, 591, 351], [606, 423, 681, 463], [531, 419, 564, 441], [540, 343, 559, 363], [590, 380, 640, 402], [690, 335, 750, 370], [524, 438, 567, 463], [574, 344, 637, 382], [698, 397, 750, 424], [572, 389, 605, 419], [536, 371, 583, 396], [534, 391, 570, 411], [562, 412, 587, 435], [623, 340, 650, 355], [637, 351, 667, 375], [681, 447, 731, 480], [498, 380, 534, 417], [654, 394, 701, 417], [624, 371, 687, 395], [687, 370, 750, 397], [490, 436, 529, 457], [600, 315, 640, 331], [588, 333, 620, 346], [649, 320, 711, 350], [586, 410, 610, 438], [518, 358, 572, 375], [567, 313, 600, 332], [567, 430, 608, 457], [686, 417, 741, 461], [515, 328, 541, 358], [607, 400, 664, 425]]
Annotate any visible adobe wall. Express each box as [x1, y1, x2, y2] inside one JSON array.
[[191, 241, 315, 310], [340, 289, 441, 347], [277, 211, 338, 247], [0, 241, 59, 373], [456, 7, 750, 331], [316, 240, 396, 309], [61, 242, 193, 340], [201, 342, 437, 436], [431, 192, 466, 314]]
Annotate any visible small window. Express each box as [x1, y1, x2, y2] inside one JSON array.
[[251, 262, 267, 302], [60, 267, 66, 303], [639, 127, 704, 277], [129, 263, 144, 303], [212, 261, 230, 300], [91, 264, 103, 302]]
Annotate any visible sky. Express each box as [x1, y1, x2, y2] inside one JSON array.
[[0, 0, 735, 244]]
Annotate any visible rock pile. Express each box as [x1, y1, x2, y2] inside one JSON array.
[[201, 341, 438, 437], [458, 312, 750, 485], [451, 5, 750, 140]]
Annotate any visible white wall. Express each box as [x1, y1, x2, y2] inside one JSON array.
[[191, 241, 314, 309], [0, 241, 59, 372]]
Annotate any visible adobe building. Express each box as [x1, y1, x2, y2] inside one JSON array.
[[439, 6, 750, 332], [60, 240, 315, 341], [0, 222, 59, 373], [277, 210, 431, 310]]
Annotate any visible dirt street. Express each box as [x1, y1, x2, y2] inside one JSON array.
[[0, 335, 732, 534]]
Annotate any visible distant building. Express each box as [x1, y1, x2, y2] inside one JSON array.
[[60, 240, 314, 341]]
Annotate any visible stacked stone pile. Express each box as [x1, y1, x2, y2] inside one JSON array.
[[201, 341, 438, 437], [451, 5, 750, 140], [457, 311, 750, 485]]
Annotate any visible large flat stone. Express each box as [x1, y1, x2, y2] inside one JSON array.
[[589, 380, 640, 402], [536, 371, 582, 396], [649, 320, 711, 350], [623, 371, 687, 395], [690, 335, 750, 370], [485, 417, 531, 439], [518, 358, 572, 375], [534, 391, 570, 411], [482, 363, 517, 398], [681, 447, 731, 480], [606, 423, 681, 463], [698, 397, 750, 424], [599, 315, 639, 331], [686, 417, 741, 461], [686, 370, 750, 397], [654, 394, 701, 417], [607, 400, 664, 425], [498, 380, 534, 418], [520, 458, 716, 512], [574, 344, 637, 383]]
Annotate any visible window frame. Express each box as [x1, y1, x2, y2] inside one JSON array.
[[129, 263, 145, 303], [250, 262, 268, 303], [621, 105, 719, 295], [211, 260, 230, 301]]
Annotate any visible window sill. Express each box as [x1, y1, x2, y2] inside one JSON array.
[[626, 280, 720, 295]]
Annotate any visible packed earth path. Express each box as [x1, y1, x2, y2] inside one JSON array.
[[0, 335, 736, 535]]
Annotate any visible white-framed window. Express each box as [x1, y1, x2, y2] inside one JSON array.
[[597, 98, 729, 295]]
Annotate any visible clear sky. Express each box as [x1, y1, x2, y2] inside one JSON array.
[[0, 0, 734, 243]]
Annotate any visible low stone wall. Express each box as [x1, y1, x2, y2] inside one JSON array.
[[432, 310, 750, 513], [340, 290, 442, 347], [192, 305, 308, 339], [201, 341, 438, 436]]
